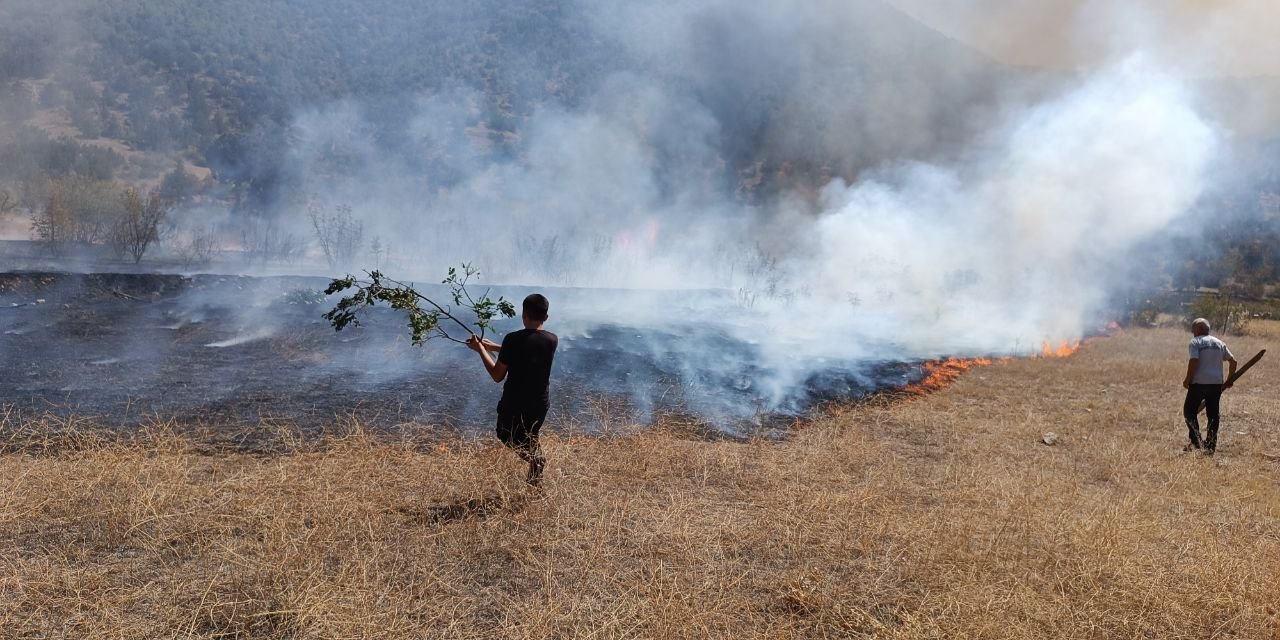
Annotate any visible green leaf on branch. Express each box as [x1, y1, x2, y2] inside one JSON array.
[[322, 264, 517, 347]]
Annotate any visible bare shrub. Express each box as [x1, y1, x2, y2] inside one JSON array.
[[31, 175, 125, 252], [110, 188, 169, 263], [515, 234, 567, 283], [368, 235, 390, 269], [308, 202, 363, 269], [744, 242, 783, 298], [175, 226, 218, 268], [590, 233, 613, 262], [241, 217, 304, 264]]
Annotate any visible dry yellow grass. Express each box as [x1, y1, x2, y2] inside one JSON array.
[[1, 324, 1278, 638]]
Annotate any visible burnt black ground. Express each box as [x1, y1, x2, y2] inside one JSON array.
[[0, 272, 925, 439]]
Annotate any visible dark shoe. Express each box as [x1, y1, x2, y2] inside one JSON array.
[[526, 455, 545, 486], [1204, 418, 1220, 452], [1204, 448, 1216, 456], [1185, 422, 1203, 449]]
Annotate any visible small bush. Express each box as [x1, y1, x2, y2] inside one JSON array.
[[1188, 293, 1250, 336], [0, 189, 15, 213], [158, 161, 202, 203], [31, 175, 126, 251], [309, 202, 363, 269], [110, 188, 169, 263], [240, 217, 304, 264], [174, 227, 218, 268], [1127, 299, 1163, 327]]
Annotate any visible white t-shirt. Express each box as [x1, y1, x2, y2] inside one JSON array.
[[1188, 335, 1234, 385]]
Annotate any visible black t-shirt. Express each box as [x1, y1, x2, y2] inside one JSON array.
[[498, 328, 558, 409]]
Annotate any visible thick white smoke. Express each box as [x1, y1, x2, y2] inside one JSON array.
[[183, 1, 1233, 416], [291, 64, 1215, 297], [0, 0, 1265, 427], [673, 58, 1217, 406], [272, 56, 1222, 415], [802, 59, 1216, 353]]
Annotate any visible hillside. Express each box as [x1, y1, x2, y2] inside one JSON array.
[[0, 0, 1006, 211], [2, 2, 1278, 294]]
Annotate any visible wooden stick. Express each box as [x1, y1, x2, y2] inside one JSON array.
[[1227, 349, 1266, 385], [1198, 348, 1265, 415]]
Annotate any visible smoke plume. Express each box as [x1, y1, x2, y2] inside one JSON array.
[[3, 0, 1269, 425]]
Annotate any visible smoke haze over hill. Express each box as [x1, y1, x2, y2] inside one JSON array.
[[894, 0, 1280, 78], [266, 1, 1224, 354]]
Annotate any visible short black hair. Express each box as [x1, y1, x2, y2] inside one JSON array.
[[523, 293, 549, 321]]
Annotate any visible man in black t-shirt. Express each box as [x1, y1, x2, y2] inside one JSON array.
[[467, 293, 557, 484]]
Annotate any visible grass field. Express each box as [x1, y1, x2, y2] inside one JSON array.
[[2, 323, 1278, 638]]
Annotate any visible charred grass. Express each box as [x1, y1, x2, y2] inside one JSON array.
[[1, 324, 1279, 638]]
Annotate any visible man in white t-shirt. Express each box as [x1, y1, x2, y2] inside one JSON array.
[[1181, 318, 1238, 454]]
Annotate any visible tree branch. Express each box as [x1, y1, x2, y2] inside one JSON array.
[[324, 265, 516, 348]]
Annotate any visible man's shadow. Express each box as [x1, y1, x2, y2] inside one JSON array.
[[395, 491, 532, 525]]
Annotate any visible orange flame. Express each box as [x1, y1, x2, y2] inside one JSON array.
[[1040, 340, 1080, 358], [897, 333, 1093, 399], [901, 356, 1006, 396]]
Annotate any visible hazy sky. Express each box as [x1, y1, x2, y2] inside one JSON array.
[[891, 0, 1280, 77]]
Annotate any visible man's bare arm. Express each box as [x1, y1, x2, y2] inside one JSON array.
[[481, 351, 508, 382], [468, 335, 508, 382], [1224, 354, 1238, 389], [1183, 358, 1197, 389]]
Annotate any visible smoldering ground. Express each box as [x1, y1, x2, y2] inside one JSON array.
[[0, 272, 929, 436]]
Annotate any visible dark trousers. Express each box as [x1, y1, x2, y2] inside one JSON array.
[[496, 403, 547, 463], [1182, 384, 1223, 451]]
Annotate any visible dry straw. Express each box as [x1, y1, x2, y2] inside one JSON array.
[[1, 324, 1278, 638]]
